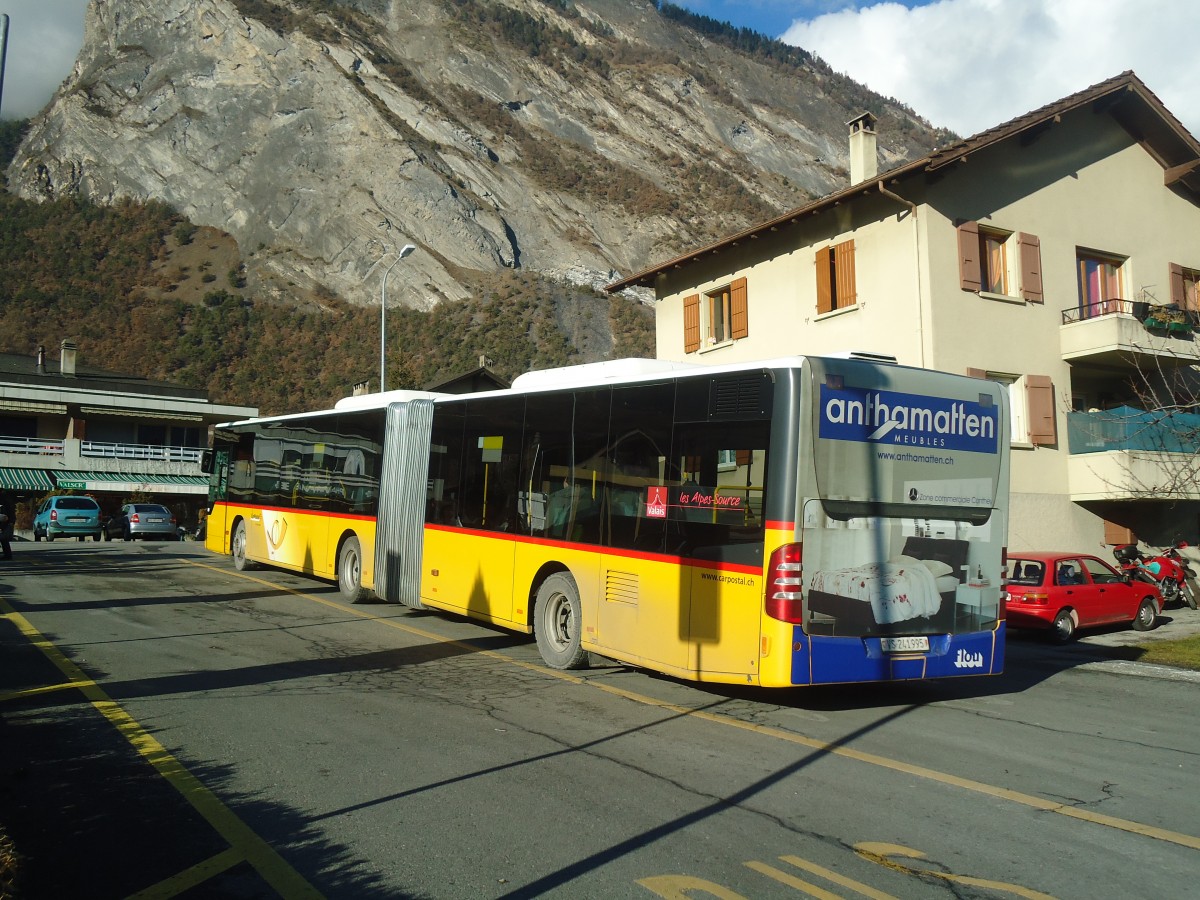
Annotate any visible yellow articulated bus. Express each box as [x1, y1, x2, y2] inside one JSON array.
[[205, 355, 1010, 687]]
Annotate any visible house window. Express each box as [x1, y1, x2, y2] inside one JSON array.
[[979, 227, 1010, 295], [706, 287, 732, 345], [968, 369, 1056, 447], [1170, 263, 1200, 312], [958, 222, 1042, 302], [1077, 251, 1125, 318], [816, 239, 856, 314], [682, 277, 748, 353]]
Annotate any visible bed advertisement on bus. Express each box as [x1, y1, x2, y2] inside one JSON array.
[[792, 363, 1008, 680]]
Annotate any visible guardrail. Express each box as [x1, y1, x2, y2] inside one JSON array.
[[1067, 408, 1200, 454], [1062, 299, 1198, 334], [0, 435, 204, 463], [0, 436, 64, 455], [1061, 299, 1138, 324], [81, 441, 204, 463]]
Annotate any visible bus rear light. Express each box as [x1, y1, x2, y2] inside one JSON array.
[[766, 543, 805, 623]]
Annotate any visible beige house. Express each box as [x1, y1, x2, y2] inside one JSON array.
[[608, 71, 1200, 552]]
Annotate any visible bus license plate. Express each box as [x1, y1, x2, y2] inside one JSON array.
[[881, 636, 929, 653]]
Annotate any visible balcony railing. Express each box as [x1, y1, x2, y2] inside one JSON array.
[[81, 441, 204, 463], [1062, 298, 1198, 336], [0, 435, 203, 464], [0, 436, 65, 455], [1068, 407, 1200, 454]]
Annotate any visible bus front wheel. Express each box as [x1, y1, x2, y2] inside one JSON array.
[[534, 573, 589, 670], [232, 520, 253, 571], [338, 536, 368, 603]]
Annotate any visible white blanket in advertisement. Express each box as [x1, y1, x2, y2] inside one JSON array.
[[809, 559, 944, 624]]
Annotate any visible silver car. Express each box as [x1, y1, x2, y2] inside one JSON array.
[[104, 503, 178, 541]]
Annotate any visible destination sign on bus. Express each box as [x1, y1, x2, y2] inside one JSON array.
[[819, 385, 999, 454]]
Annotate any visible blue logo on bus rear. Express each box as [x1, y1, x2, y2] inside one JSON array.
[[820, 385, 998, 454]]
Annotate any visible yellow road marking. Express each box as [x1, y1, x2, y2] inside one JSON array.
[[743, 861, 846, 899], [637, 874, 750, 898], [127, 847, 244, 899], [778, 855, 898, 899], [181, 557, 1200, 856], [0, 597, 323, 899], [855, 843, 1056, 899]]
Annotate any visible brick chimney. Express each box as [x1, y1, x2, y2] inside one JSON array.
[[848, 112, 878, 185], [60, 339, 77, 377]]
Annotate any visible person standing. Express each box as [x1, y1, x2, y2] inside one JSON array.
[[0, 499, 13, 561]]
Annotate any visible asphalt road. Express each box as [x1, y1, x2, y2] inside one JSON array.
[[2, 539, 1198, 899]]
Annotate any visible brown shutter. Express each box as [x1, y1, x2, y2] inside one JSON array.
[[1018, 232, 1043, 303], [815, 247, 833, 314], [958, 221, 981, 292], [1026, 374, 1056, 446], [730, 277, 748, 339], [966, 368, 988, 379], [1170, 263, 1185, 307], [683, 294, 700, 353], [1103, 519, 1135, 546], [735, 449, 751, 466], [835, 239, 857, 306]]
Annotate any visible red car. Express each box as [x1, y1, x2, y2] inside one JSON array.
[[1005, 552, 1162, 642]]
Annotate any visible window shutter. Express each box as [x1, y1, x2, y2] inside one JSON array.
[[730, 277, 748, 339], [966, 368, 988, 379], [815, 248, 833, 314], [683, 294, 700, 353], [1103, 518, 1135, 546], [835, 239, 857, 307], [735, 449, 751, 466], [1170, 263, 1185, 306], [958, 221, 981, 292], [1018, 233, 1043, 303], [1026, 374, 1056, 446]]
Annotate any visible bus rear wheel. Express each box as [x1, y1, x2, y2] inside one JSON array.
[[534, 573, 589, 670], [232, 520, 252, 571], [338, 536, 368, 603]]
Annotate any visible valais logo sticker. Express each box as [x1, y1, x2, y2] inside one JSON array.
[[645, 486, 667, 519], [819, 385, 998, 454]]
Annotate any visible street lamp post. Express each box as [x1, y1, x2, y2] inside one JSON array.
[[379, 243, 416, 392]]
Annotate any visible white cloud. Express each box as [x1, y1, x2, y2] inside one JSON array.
[[0, 1, 89, 120], [780, 0, 1200, 138]]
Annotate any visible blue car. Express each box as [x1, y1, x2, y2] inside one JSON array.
[[33, 495, 103, 542]]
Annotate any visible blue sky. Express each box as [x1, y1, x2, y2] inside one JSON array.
[[1, 1, 1197, 137]]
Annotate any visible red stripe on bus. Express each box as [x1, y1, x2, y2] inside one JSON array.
[[765, 520, 795, 531], [216, 502, 375, 523], [423, 522, 762, 576]]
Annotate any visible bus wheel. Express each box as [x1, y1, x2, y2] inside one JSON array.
[[232, 520, 253, 571], [338, 536, 368, 603], [534, 573, 589, 670]]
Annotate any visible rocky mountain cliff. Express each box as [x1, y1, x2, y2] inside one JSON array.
[[7, 0, 948, 312]]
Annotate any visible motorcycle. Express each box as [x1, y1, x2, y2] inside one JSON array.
[[1113, 542, 1200, 609]]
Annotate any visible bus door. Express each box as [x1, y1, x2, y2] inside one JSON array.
[[676, 439, 768, 679], [424, 398, 520, 622], [596, 388, 691, 672], [204, 443, 233, 555]]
